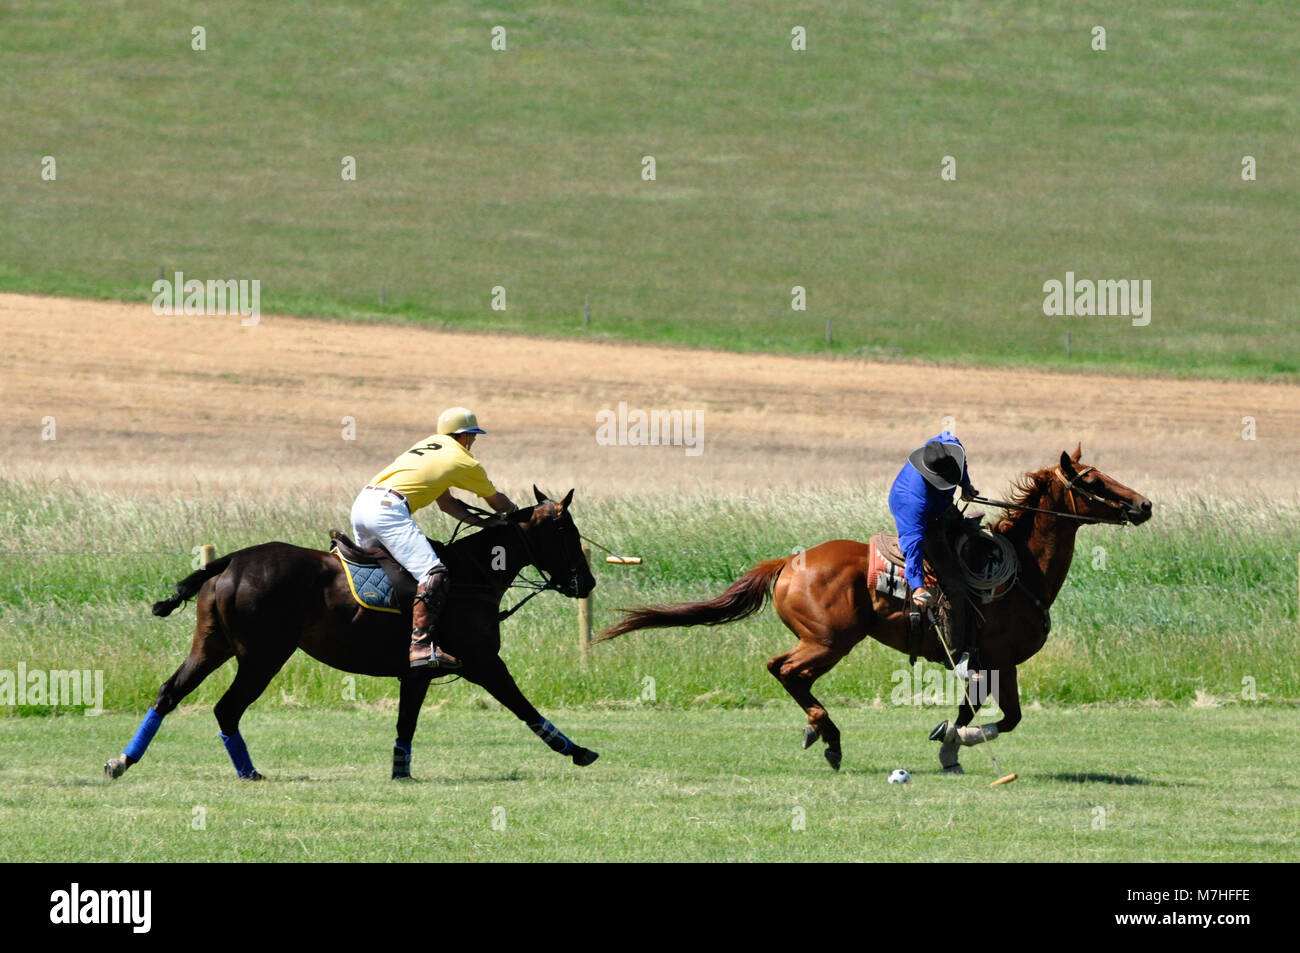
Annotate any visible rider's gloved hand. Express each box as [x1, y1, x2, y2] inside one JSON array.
[[960, 484, 978, 502], [911, 587, 935, 609]]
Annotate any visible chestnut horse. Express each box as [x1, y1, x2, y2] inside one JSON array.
[[597, 447, 1152, 773], [105, 489, 598, 781]]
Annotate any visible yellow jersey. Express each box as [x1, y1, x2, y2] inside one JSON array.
[[368, 434, 498, 513]]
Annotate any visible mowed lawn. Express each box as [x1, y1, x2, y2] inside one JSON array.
[[1, 1, 1296, 378], [2, 705, 1295, 862]]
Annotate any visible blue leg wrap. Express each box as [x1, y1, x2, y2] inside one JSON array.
[[394, 739, 412, 755], [219, 731, 257, 778], [123, 708, 164, 761], [529, 718, 574, 756]]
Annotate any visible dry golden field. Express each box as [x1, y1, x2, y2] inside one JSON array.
[[3, 292, 1297, 509]]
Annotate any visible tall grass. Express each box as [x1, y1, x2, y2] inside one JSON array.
[[1, 478, 1295, 714]]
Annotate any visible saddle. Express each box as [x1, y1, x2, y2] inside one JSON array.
[[328, 529, 426, 614], [869, 513, 989, 584], [867, 512, 1005, 664]]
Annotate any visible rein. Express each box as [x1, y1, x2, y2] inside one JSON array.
[[445, 507, 560, 621], [969, 467, 1131, 524]]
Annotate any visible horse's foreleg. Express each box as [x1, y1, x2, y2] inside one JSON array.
[[393, 674, 433, 780], [994, 666, 1021, 735], [468, 656, 598, 767], [931, 671, 983, 776], [933, 664, 1013, 774]]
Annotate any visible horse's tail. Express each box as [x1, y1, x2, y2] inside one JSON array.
[[594, 556, 788, 643], [151, 555, 234, 616]]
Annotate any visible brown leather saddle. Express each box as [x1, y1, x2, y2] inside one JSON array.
[[871, 511, 985, 575]]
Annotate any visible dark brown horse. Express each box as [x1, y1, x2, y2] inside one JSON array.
[[597, 447, 1151, 774], [105, 489, 597, 781]]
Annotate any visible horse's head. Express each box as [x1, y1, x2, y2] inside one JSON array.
[[512, 486, 596, 598], [1055, 444, 1152, 526]]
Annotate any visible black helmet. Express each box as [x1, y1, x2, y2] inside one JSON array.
[[908, 440, 965, 490]]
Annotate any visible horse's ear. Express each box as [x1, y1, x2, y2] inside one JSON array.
[[1060, 450, 1077, 477], [1071, 442, 1083, 462], [561, 488, 574, 509], [533, 485, 547, 503]]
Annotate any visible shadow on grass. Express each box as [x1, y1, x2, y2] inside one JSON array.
[[1045, 772, 1166, 786]]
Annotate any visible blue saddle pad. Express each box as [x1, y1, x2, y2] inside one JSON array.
[[334, 551, 401, 613]]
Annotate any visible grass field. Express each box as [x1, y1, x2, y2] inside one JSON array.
[[2, 706, 1296, 862], [3, 480, 1297, 716], [2, 1, 1297, 379]]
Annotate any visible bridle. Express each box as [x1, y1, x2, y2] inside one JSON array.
[[1053, 465, 1134, 524], [446, 503, 584, 620], [969, 465, 1133, 525]]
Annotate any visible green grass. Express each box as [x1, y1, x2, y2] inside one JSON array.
[[2, 478, 1297, 714], [2, 706, 1296, 861], [2, 1, 1297, 379]]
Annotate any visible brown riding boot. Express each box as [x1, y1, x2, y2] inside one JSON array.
[[410, 565, 459, 670]]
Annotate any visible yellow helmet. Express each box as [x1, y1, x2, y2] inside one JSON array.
[[437, 407, 486, 436]]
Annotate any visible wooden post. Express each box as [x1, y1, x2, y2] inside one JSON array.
[[825, 317, 832, 346], [578, 544, 592, 665], [198, 544, 216, 568]]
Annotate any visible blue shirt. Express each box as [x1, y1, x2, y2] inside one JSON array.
[[887, 431, 971, 589]]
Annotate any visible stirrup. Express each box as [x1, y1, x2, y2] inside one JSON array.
[[410, 641, 461, 670]]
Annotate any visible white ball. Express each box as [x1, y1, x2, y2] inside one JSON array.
[[888, 768, 911, 784]]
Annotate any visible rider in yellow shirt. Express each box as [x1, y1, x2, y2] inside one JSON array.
[[351, 407, 518, 668]]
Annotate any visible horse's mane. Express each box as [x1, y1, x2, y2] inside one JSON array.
[[991, 467, 1054, 534]]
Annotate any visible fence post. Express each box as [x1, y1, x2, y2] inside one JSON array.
[[578, 544, 592, 665], [198, 544, 216, 568]]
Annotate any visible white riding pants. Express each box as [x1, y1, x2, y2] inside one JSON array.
[[349, 486, 442, 580]]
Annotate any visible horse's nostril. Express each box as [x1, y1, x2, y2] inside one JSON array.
[[1141, 501, 1152, 512]]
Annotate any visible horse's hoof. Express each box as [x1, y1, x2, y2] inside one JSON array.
[[802, 726, 819, 750], [240, 770, 264, 781], [572, 747, 599, 767], [104, 757, 127, 780], [942, 764, 964, 776], [824, 748, 842, 771], [929, 721, 950, 742]]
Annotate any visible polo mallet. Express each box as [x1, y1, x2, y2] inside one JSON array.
[[927, 605, 1017, 787], [580, 534, 642, 565]]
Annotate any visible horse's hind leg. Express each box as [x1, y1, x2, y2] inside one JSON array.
[[212, 639, 297, 781], [106, 592, 233, 779], [766, 641, 846, 771], [393, 674, 433, 780]]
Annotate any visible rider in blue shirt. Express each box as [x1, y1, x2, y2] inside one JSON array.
[[888, 432, 979, 675]]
